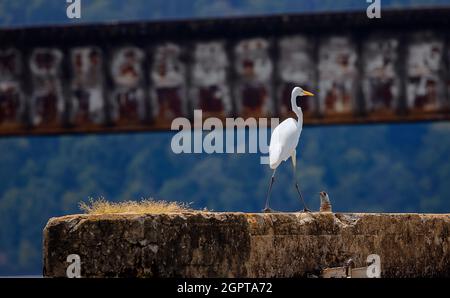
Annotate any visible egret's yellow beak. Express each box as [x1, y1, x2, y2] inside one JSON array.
[[303, 90, 314, 96]]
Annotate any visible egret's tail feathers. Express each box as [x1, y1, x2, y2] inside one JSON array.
[[269, 145, 282, 169]]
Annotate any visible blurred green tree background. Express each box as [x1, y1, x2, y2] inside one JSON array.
[[1, 0, 449, 27]]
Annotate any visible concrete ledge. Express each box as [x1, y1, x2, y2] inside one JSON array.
[[43, 212, 450, 277]]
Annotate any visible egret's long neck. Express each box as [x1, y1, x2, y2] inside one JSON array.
[[291, 93, 303, 125]]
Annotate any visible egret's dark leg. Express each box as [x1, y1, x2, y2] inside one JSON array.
[[291, 152, 310, 212], [263, 169, 276, 213]]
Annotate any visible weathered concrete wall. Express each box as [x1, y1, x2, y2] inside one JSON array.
[[43, 212, 450, 277]]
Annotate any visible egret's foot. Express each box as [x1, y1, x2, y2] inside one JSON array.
[[301, 207, 311, 213], [263, 207, 276, 213]]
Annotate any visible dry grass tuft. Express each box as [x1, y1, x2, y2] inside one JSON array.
[[79, 198, 192, 214]]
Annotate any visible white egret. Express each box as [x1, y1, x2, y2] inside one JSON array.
[[264, 86, 314, 213]]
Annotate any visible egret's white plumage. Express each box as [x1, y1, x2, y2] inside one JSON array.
[[264, 86, 314, 212], [269, 117, 301, 169]]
